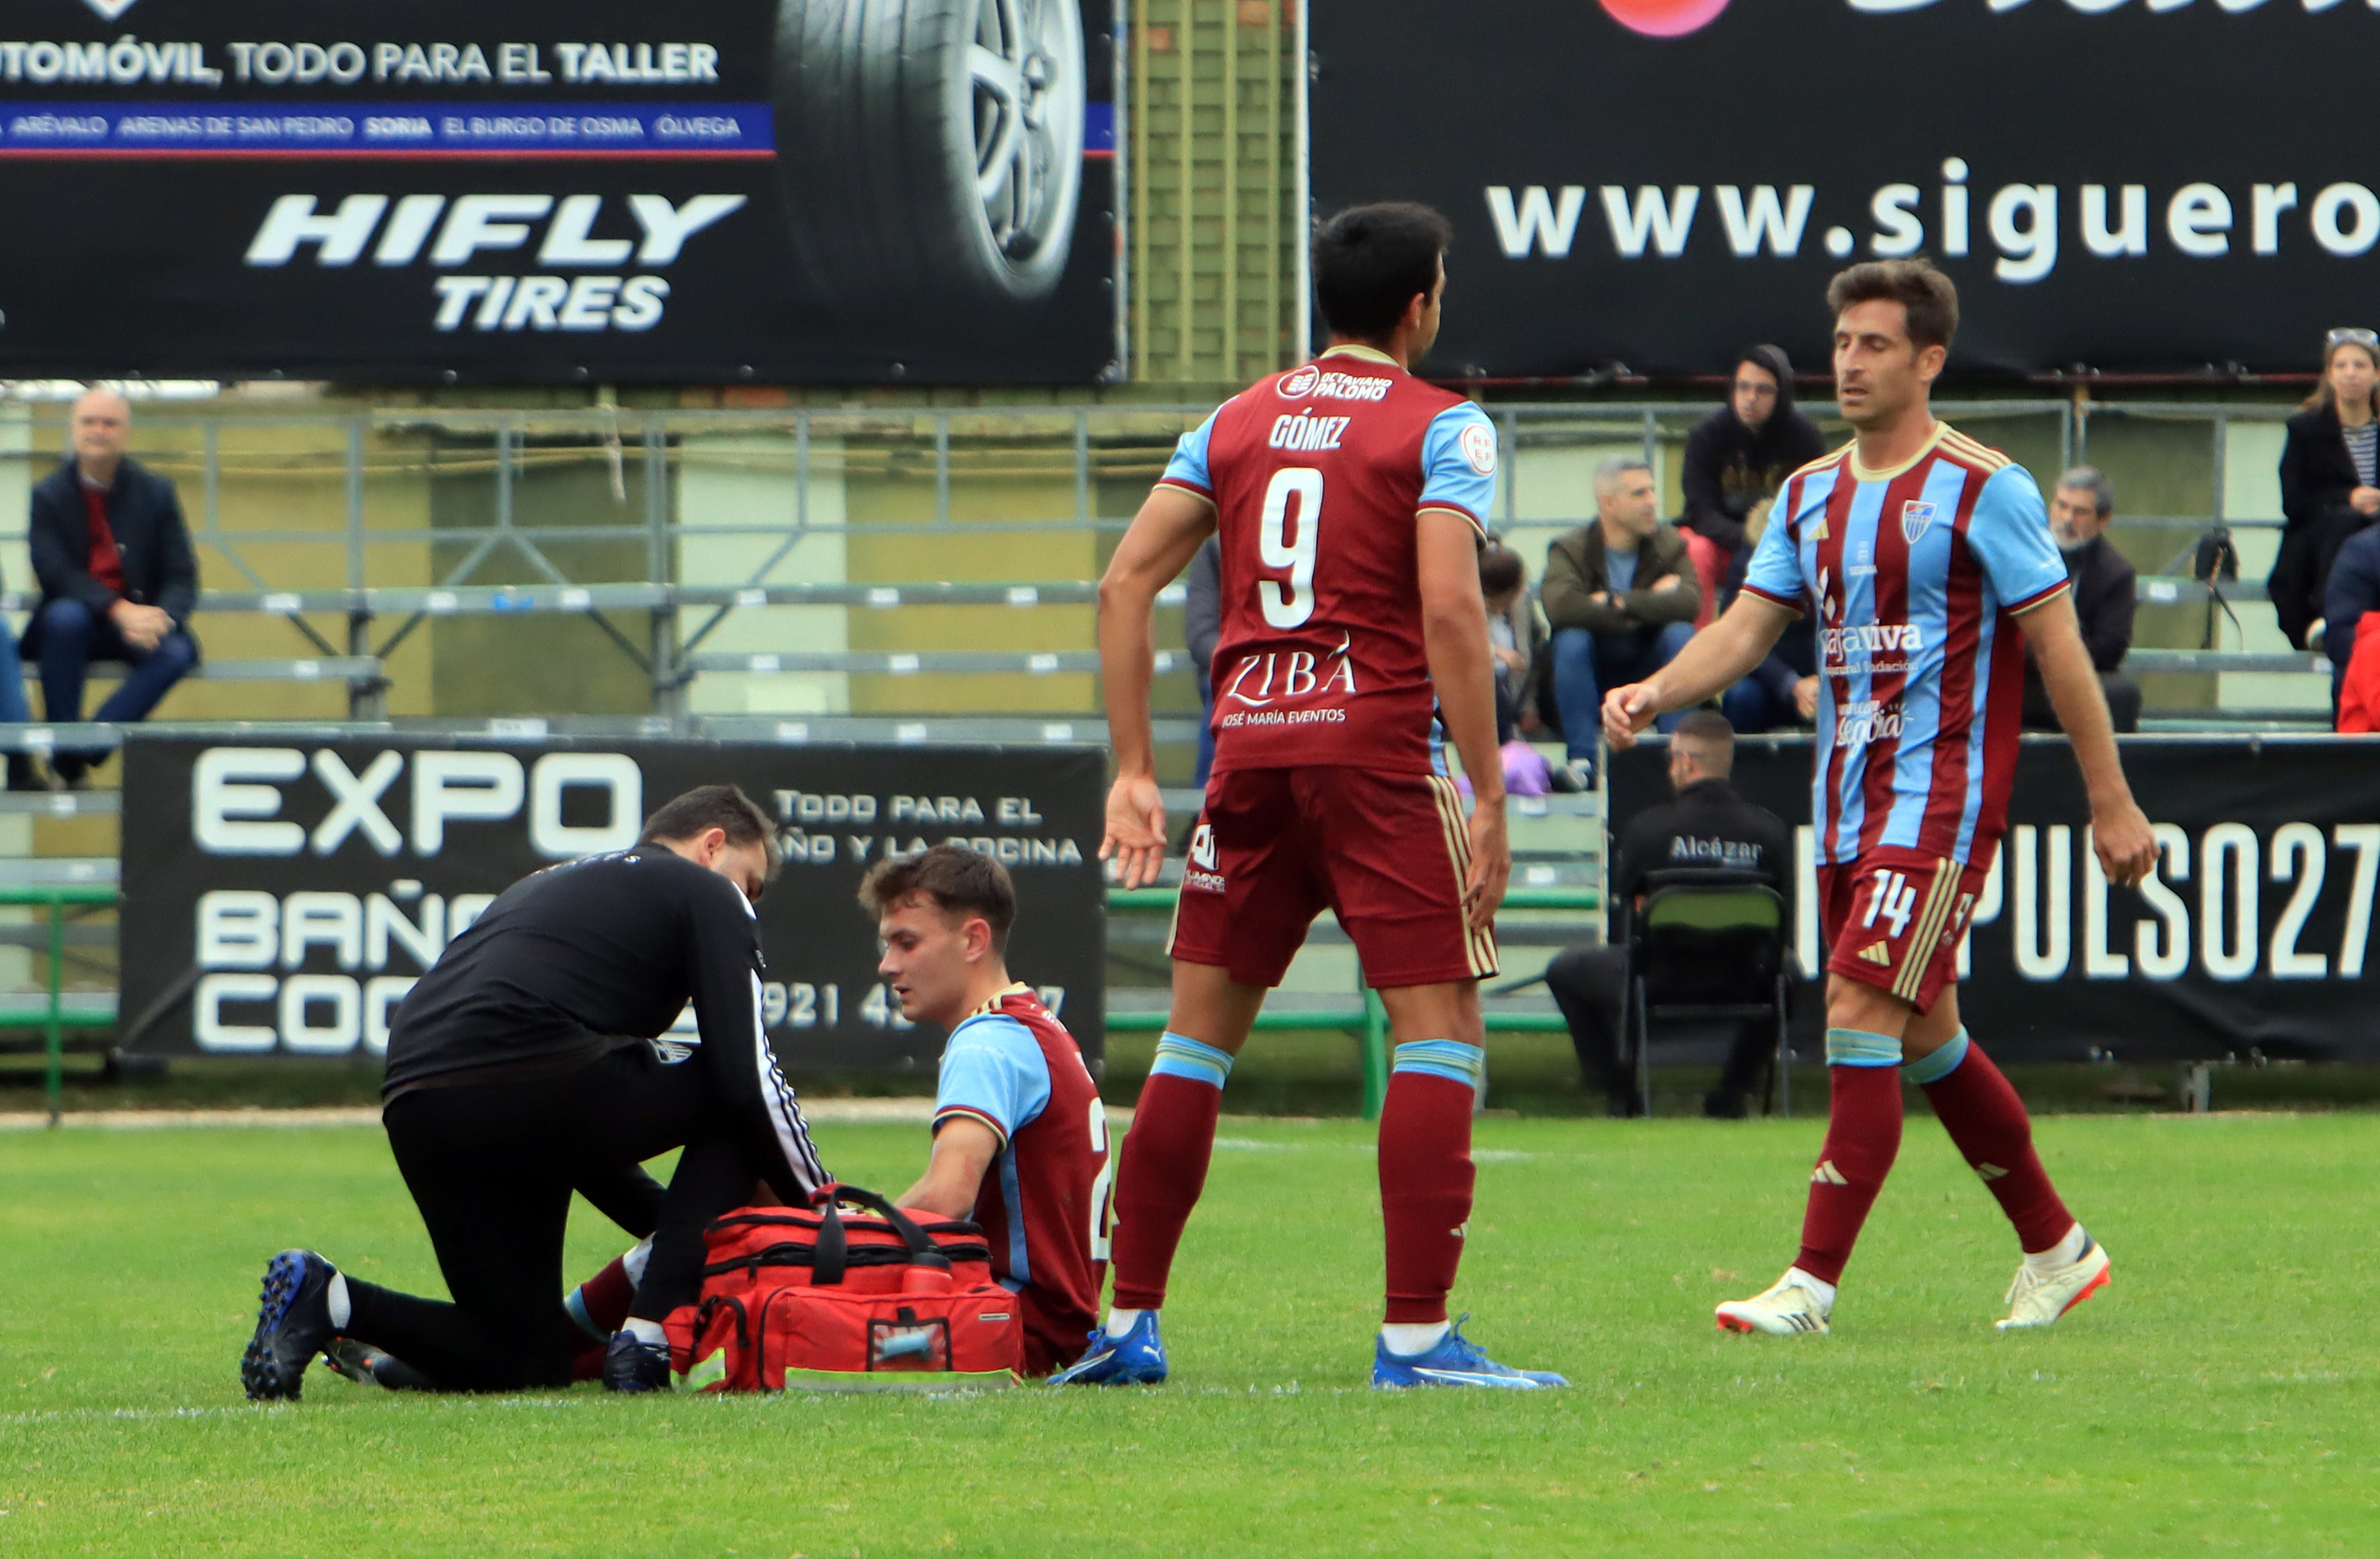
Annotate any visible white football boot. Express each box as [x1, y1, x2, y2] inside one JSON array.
[[1715, 1268, 1833, 1336], [1996, 1231, 2111, 1331]]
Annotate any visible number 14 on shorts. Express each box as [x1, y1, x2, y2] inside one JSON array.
[[1862, 868, 1919, 940]]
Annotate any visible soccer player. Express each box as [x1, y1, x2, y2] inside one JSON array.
[[1603, 259, 2158, 1335], [240, 786, 828, 1398], [867, 844, 1110, 1378], [1071, 202, 1562, 1390]]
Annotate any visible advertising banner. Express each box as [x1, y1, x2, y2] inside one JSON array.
[[1612, 736, 2380, 1063], [118, 735, 1107, 1070], [1312, 0, 2377, 377], [0, 0, 1117, 382]]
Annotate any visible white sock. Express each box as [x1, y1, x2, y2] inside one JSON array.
[[2025, 1222, 2086, 1274], [1784, 1267, 1837, 1312], [1379, 1321, 1450, 1356], [623, 1237, 654, 1286], [324, 1271, 351, 1331], [624, 1317, 668, 1348], [1102, 1307, 1147, 1339]]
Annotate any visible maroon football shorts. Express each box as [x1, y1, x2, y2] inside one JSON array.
[[1167, 766, 1498, 989], [1817, 846, 1990, 1015]]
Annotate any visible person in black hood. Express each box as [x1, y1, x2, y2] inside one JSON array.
[[1678, 345, 1829, 564], [1683, 348, 1828, 733]]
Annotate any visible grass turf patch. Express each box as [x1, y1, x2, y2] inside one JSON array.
[[1, 1114, 2373, 1556]]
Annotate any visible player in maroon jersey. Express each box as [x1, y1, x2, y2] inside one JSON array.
[[549, 847, 1111, 1382], [1070, 203, 1562, 1390], [868, 845, 1110, 1378]]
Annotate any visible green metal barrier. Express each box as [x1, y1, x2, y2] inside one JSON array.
[[0, 885, 120, 1124], [1105, 884, 1598, 1119]]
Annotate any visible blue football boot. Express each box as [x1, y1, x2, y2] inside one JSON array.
[[1370, 1315, 1567, 1390], [242, 1249, 341, 1402], [1047, 1310, 1169, 1386]]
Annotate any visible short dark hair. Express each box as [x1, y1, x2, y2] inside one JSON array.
[[858, 843, 1017, 954], [1673, 709, 1736, 777], [640, 784, 781, 871], [1313, 202, 1452, 344], [1478, 545, 1526, 598], [1825, 259, 1959, 353]]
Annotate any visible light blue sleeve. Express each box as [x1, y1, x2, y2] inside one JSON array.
[[1161, 410, 1221, 495], [932, 1015, 1052, 1143], [1740, 499, 1808, 609], [1966, 465, 2071, 611], [1418, 403, 1497, 533]]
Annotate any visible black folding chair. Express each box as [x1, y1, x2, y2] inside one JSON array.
[[1625, 868, 1792, 1118]]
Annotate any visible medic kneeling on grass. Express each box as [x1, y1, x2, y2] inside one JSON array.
[[548, 844, 1113, 1383]]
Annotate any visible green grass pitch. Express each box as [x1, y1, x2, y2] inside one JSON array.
[[2, 1112, 2374, 1556]]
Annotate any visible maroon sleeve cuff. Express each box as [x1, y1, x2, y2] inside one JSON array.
[[1739, 583, 1807, 616], [2006, 579, 2072, 616]]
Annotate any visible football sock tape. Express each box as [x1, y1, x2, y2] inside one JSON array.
[[1901, 1028, 1971, 1085], [1391, 1039, 1486, 1087], [1151, 1032, 1235, 1089], [1824, 1026, 1903, 1068]]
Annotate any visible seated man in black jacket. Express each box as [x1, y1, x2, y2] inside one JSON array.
[[240, 785, 830, 1399], [2022, 467, 2141, 734], [25, 389, 200, 786], [1544, 711, 1792, 1118]]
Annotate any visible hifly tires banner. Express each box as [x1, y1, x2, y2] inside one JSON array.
[[118, 734, 1107, 1071], [0, 0, 1118, 382]]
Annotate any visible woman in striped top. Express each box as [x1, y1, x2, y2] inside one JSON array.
[[2271, 329, 2380, 649]]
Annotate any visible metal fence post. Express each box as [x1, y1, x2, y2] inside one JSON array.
[[43, 893, 63, 1126], [645, 418, 682, 729]]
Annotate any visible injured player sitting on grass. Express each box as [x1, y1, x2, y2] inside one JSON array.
[[557, 845, 1112, 1381]]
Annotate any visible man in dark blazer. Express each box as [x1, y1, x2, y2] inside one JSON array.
[[1544, 711, 1792, 1118], [2023, 467, 2141, 733], [26, 389, 199, 785]]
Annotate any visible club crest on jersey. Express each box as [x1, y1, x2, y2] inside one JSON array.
[[1459, 422, 1498, 476], [1900, 500, 1937, 543]]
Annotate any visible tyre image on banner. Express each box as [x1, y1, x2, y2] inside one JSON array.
[[775, 0, 1086, 316]]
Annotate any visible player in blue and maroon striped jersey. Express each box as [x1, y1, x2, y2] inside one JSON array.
[[1607, 259, 2158, 1338]]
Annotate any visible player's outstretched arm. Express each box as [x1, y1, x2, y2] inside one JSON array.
[[2019, 592, 2157, 888], [1417, 508, 1511, 932], [1601, 593, 1796, 749], [1097, 484, 1217, 888], [897, 1116, 1002, 1220]]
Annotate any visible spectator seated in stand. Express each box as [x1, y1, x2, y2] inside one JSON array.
[[2271, 328, 2380, 652], [1542, 711, 1792, 1119], [1542, 457, 1700, 780], [2022, 465, 2141, 735], [26, 388, 200, 788], [1479, 542, 1553, 796], [1677, 345, 1827, 625], [1480, 543, 1546, 738]]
